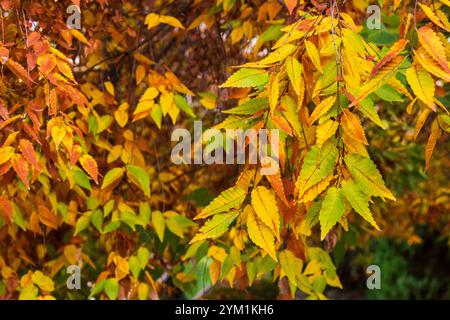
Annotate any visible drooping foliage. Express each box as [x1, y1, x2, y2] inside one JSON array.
[[0, 0, 448, 300]]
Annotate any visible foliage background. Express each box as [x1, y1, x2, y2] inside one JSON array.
[[0, 0, 448, 300]]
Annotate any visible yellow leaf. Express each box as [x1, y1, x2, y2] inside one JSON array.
[[105, 81, 115, 96], [425, 120, 442, 171], [305, 40, 323, 73], [0, 146, 14, 165], [251, 186, 280, 240], [245, 205, 277, 262], [309, 96, 336, 125], [316, 119, 338, 150], [51, 125, 66, 148], [417, 26, 450, 74], [145, 13, 185, 30], [406, 65, 435, 111], [152, 210, 165, 242], [114, 109, 129, 128], [299, 175, 334, 203], [418, 3, 450, 32], [138, 283, 149, 300], [113, 256, 130, 280], [31, 271, 55, 292], [70, 29, 89, 45], [240, 44, 297, 67], [268, 72, 279, 114], [414, 48, 450, 82], [285, 57, 305, 102]]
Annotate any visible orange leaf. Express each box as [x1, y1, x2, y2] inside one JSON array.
[[263, 159, 290, 206], [79, 154, 99, 184], [425, 120, 442, 171], [369, 39, 408, 79], [0, 196, 13, 223], [5, 59, 34, 84], [341, 109, 368, 145], [417, 26, 450, 74], [12, 153, 30, 189], [38, 205, 58, 229], [19, 139, 40, 172], [284, 0, 298, 14]]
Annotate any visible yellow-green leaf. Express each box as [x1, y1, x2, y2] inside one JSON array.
[[194, 186, 246, 220], [319, 187, 345, 240]]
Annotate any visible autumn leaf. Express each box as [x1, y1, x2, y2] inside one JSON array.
[[246, 205, 277, 262], [80, 154, 99, 184], [251, 186, 281, 240], [344, 154, 396, 201], [369, 39, 408, 79], [190, 211, 239, 243], [194, 187, 246, 220], [319, 187, 345, 240], [417, 26, 450, 74], [425, 120, 442, 171], [219, 68, 269, 88], [101, 167, 126, 190], [406, 65, 435, 111], [309, 96, 336, 125], [341, 179, 380, 230]]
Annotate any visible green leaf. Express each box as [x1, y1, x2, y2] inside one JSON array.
[[194, 186, 246, 220], [344, 153, 396, 200], [374, 84, 404, 102], [246, 261, 257, 286], [151, 210, 165, 242], [151, 104, 162, 129], [219, 68, 269, 88], [88, 280, 106, 299], [104, 278, 119, 300], [281, 95, 302, 138], [190, 211, 239, 243], [358, 96, 384, 128], [73, 167, 92, 191], [280, 249, 303, 297], [166, 214, 195, 238], [90, 209, 103, 232], [101, 167, 125, 190], [103, 220, 121, 233], [223, 98, 268, 115], [129, 256, 141, 279], [341, 179, 380, 230], [138, 202, 151, 225], [319, 187, 345, 240], [103, 200, 115, 217], [13, 204, 27, 231], [74, 214, 91, 235], [174, 94, 196, 118], [126, 165, 150, 197], [137, 247, 150, 268]]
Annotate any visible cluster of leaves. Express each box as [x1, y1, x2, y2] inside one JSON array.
[[0, 0, 448, 300]]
